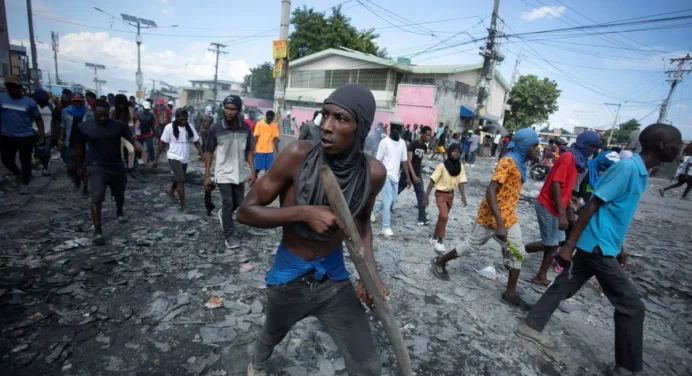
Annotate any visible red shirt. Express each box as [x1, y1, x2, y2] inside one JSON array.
[[537, 151, 578, 217]]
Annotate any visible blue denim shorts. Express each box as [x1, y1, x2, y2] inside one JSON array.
[[535, 200, 565, 246]]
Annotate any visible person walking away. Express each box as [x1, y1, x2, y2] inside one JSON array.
[[75, 99, 147, 245], [430, 126, 449, 161], [466, 129, 481, 166], [371, 120, 410, 236], [153, 108, 203, 212], [0, 75, 46, 194], [431, 128, 540, 311], [204, 95, 256, 249], [516, 124, 682, 376], [299, 111, 322, 142], [59, 93, 94, 194], [254, 110, 279, 175], [492, 131, 501, 157], [659, 144, 692, 199], [52, 90, 72, 159], [524, 131, 600, 286], [237, 83, 387, 376], [408, 125, 433, 225], [137, 101, 156, 163], [33, 89, 53, 176], [154, 98, 172, 142], [423, 143, 467, 252], [198, 106, 215, 152]]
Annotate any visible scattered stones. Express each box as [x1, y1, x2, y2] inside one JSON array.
[[199, 327, 237, 344]]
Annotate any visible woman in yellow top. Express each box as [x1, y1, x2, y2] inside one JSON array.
[[423, 143, 467, 253]]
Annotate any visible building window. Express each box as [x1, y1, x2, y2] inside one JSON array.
[[220, 84, 230, 91], [410, 76, 435, 85], [290, 69, 389, 90]]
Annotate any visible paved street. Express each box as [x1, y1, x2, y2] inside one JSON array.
[[1, 149, 691, 376]]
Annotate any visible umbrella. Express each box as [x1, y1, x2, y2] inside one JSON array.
[[482, 123, 509, 136]]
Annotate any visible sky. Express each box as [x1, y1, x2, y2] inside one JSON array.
[[5, 0, 692, 138]]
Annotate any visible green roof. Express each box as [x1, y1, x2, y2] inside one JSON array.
[[290, 48, 511, 91]]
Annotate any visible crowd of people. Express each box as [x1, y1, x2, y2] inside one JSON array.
[[1, 73, 690, 376]]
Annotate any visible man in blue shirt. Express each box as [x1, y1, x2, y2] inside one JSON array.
[[516, 123, 683, 376], [0, 75, 46, 194]]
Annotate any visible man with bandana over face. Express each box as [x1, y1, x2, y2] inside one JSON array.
[[237, 83, 388, 376]]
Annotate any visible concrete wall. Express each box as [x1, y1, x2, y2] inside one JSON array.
[[285, 87, 393, 106], [394, 85, 438, 130], [293, 54, 385, 71], [448, 70, 479, 86], [485, 79, 507, 119], [243, 97, 272, 108], [433, 85, 477, 131]]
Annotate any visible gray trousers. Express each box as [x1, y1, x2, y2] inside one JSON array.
[[524, 248, 644, 372], [253, 278, 381, 375], [218, 183, 244, 237]]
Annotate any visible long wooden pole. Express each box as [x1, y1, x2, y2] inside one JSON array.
[[318, 166, 413, 376]]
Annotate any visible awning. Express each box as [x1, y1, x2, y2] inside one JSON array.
[[479, 113, 500, 124], [459, 105, 475, 118]]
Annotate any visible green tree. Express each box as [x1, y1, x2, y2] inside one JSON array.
[[242, 62, 275, 101], [289, 5, 387, 60], [612, 118, 640, 145], [504, 75, 561, 131]]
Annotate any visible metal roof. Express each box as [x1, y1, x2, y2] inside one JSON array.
[[289, 48, 510, 91]]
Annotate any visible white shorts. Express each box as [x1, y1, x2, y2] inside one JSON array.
[[456, 223, 526, 270]]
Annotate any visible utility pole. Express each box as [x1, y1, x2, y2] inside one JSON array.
[[605, 102, 621, 146], [475, 0, 504, 128], [499, 49, 521, 124], [659, 54, 692, 124], [150, 78, 157, 96], [85, 62, 106, 96], [51, 31, 59, 84], [112, 11, 175, 99], [273, 0, 292, 114], [26, 0, 39, 88], [209, 43, 227, 108]]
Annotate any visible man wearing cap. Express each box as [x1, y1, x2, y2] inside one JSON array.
[[59, 92, 94, 193], [0, 75, 46, 194], [204, 95, 256, 249]]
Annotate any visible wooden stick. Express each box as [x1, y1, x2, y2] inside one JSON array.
[[318, 166, 414, 376]]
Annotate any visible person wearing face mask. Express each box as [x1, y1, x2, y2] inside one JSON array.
[[371, 118, 411, 237]]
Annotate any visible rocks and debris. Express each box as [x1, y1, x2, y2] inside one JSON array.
[[205, 296, 224, 309], [0, 150, 690, 376]]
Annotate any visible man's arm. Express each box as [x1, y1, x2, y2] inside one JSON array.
[[237, 142, 314, 228], [273, 137, 280, 153], [153, 141, 167, 167], [486, 181, 506, 239], [400, 161, 411, 188], [375, 139, 386, 162], [407, 151, 418, 183], [558, 196, 604, 262], [551, 181, 567, 228], [458, 182, 467, 206], [34, 116, 45, 138]]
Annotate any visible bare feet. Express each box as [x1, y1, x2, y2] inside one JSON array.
[[531, 277, 551, 287]]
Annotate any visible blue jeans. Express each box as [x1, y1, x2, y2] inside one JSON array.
[[140, 136, 155, 161], [467, 149, 478, 164], [373, 176, 398, 229]]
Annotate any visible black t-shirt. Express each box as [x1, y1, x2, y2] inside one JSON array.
[[408, 140, 427, 177], [138, 110, 155, 134], [76, 119, 132, 169], [437, 133, 447, 147], [69, 115, 84, 147]]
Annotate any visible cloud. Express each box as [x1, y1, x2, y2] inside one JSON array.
[[520, 5, 566, 21], [161, 7, 174, 16], [675, 103, 689, 110], [14, 32, 250, 93]]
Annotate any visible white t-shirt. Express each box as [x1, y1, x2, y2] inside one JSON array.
[[35, 105, 52, 135], [676, 156, 692, 176], [493, 133, 501, 144], [376, 137, 408, 182], [160, 123, 200, 163]]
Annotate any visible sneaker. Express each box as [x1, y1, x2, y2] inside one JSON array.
[[41, 167, 51, 177], [501, 292, 533, 311], [430, 257, 450, 281], [117, 215, 128, 224], [247, 363, 266, 376], [225, 234, 240, 249], [418, 219, 432, 226], [370, 211, 376, 223], [434, 242, 446, 253], [470, 164, 475, 167], [515, 323, 556, 348], [429, 236, 438, 245], [92, 233, 106, 245], [19, 185, 30, 195], [51, 150, 61, 160], [659, 188, 665, 197], [382, 228, 394, 237], [607, 365, 638, 376]]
